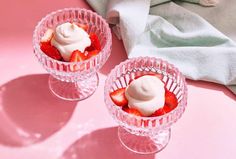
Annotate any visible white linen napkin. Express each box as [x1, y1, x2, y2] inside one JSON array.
[[86, 0, 236, 95]]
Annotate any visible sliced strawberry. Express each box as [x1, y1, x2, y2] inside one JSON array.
[[86, 33, 101, 51], [40, 42, 62, 60], [123, 107, 143, 117], [76, 23, 89, 31], [86, 49, 100, 59], [41, 29, 54, 43], [110, 88, 128, 107], [69, 50, 86, 62], [69, 50, 87, 71], [149, 108, 166, 117], [163, 105, 172, 113], [164, 90, 178, 113]]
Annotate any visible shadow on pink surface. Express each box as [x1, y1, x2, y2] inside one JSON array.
[[187, 79, 236, 101], [0, 74, 77, 147], [60, 127, 155, 159], [99, 33, 127, 75]]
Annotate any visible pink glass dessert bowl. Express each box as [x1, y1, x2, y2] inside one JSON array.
[[33, 8, 112, 101], [104, 57, 187, 154]]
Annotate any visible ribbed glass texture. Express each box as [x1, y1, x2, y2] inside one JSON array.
[[33, 8, 112, 82], [105, 57, 188, 136]]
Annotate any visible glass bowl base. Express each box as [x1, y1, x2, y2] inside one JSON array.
[[118, 127, 171, 154], [48, 73, 99, 101]]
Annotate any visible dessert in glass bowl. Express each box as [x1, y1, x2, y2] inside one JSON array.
[[104, 57, 187, 154], [33, 8, 112, 101]]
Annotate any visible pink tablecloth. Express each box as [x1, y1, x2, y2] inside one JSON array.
[[0, 1, 235, 159]]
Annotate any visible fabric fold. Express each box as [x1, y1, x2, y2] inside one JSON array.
[[106, 0, 151, 53], [86, 0, 236, 95]]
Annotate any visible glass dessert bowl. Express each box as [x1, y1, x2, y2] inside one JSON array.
[[104, 57, 187, 154], [33, 8, 112, 101]]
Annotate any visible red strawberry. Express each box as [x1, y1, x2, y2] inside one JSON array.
[[110, 88, 128, 107], [69, 50, 87, 71], [77, 23, 89, 31], [164, 90, 178, 113], [86, 49, 100, 59], [86, 33, 101, 51], [40, 42, 62, 60], [163, 105, 172, 113], [123, 107, 143, 117], [150, 108, 166, 117], [69, 50, 86, 62]]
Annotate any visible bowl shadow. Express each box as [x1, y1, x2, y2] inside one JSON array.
[[0, 74, 77, 147], [99, 32, 127, 75], [60, 127, 155, 159]]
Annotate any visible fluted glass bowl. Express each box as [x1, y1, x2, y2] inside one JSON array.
[[33, 8, 112, 101], [104, 57, 187, 154]]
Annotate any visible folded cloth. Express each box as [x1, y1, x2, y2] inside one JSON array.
[[86, 0, 236, 95], [87, 0, 218, 17]]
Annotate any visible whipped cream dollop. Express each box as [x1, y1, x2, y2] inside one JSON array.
[[125, 75, 165, 116], [51, 22, 91, 61]]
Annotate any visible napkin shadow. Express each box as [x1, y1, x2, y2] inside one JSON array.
[[0, 74, 77, 147], [187, 79, 236, 101], [60, 127, 155, 159], [99, 33, 127, 75]]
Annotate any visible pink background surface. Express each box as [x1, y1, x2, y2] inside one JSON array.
[[0, 0, 235, 159]]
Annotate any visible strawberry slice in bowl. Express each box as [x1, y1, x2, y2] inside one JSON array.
[[39, 28, 63, 61], [149, 108, 166, 117], [86, 33, 101, 51], [86, 50, 100, 60], [123, 106, 143, 117], [164, 90, 178, 113], [109, 88, 128, 107], [69, 50, 87, 72], [40, 42, 62, 61], [70, 50, 87, 62]]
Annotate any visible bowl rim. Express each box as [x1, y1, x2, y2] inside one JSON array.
[[32, 7, 112, 66], [104, 56, 188, 122]]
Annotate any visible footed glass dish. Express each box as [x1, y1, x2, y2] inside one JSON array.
[[104, 57, 187, 154], [33, 8, 112, 101]]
